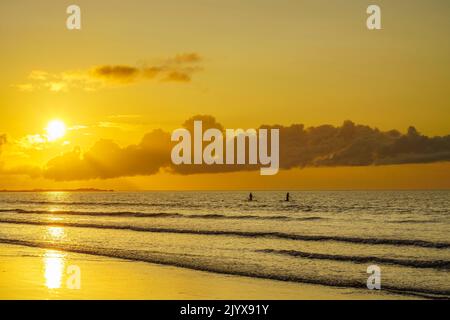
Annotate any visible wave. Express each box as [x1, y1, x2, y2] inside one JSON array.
[[259, 249, 450, 270], [1, 218, 449, 249], [0, 208, 322, 222], [1, 198, 448, 216], [389, 219, 441, 224], [0, 237, 448, 299], [0, 200, 196, 207], [1, 199, 289, 209]]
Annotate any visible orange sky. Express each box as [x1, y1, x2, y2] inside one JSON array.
[[0, 0, 449, 190]]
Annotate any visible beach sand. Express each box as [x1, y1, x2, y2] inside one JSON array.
[[0, 244, 413, 300]]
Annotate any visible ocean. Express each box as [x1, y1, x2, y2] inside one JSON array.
[[0, 190, 449, 298]]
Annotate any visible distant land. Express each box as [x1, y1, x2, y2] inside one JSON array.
[[0, 188, 114, 192]]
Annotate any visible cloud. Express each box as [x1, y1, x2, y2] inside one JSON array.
[[14, 53, 203, 92], [33, 116, 450, 181], [0, 134, 7, 159], [272, 121, 450, 168], [0, 134, 6, 149], [0, 134, 42, 178], [107, 114, 142, 120], [43, 130, 171, 181], [91, 65, 140, 83], [163, 71, 192, 83], [172, 53, 202, 63], [0, 164, 42, 179], [18, 134, 48, 149]]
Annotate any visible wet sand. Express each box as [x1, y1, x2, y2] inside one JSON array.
[[0, 244, 414, 300]]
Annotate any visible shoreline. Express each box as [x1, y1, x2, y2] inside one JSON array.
[[0, 244, 415, 300]]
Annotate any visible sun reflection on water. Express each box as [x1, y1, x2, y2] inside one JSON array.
[[44, 250, 66, 289], [47, 226, 65, 240], [43, 225, 67, 289]]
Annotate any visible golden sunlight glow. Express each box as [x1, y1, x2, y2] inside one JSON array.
[[45, 120, 66, 142], [43, 250, 65, 289], [47, 226, 65, 239]]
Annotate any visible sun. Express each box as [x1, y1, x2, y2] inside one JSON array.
[[45, 120, 67, 142]]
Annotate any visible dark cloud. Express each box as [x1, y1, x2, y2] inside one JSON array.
[[15, 53, 203, 92], [35, 116, 450, 181], [91, 53, 202, 84], [91, 65, 139, 82], [168, 117, 450, 175], [272, 121, 450, 168], [182, 115, 225, 132], [44, 130, 171, 181]]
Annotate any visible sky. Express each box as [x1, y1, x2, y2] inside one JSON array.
[[0, 0, 449, 190]]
